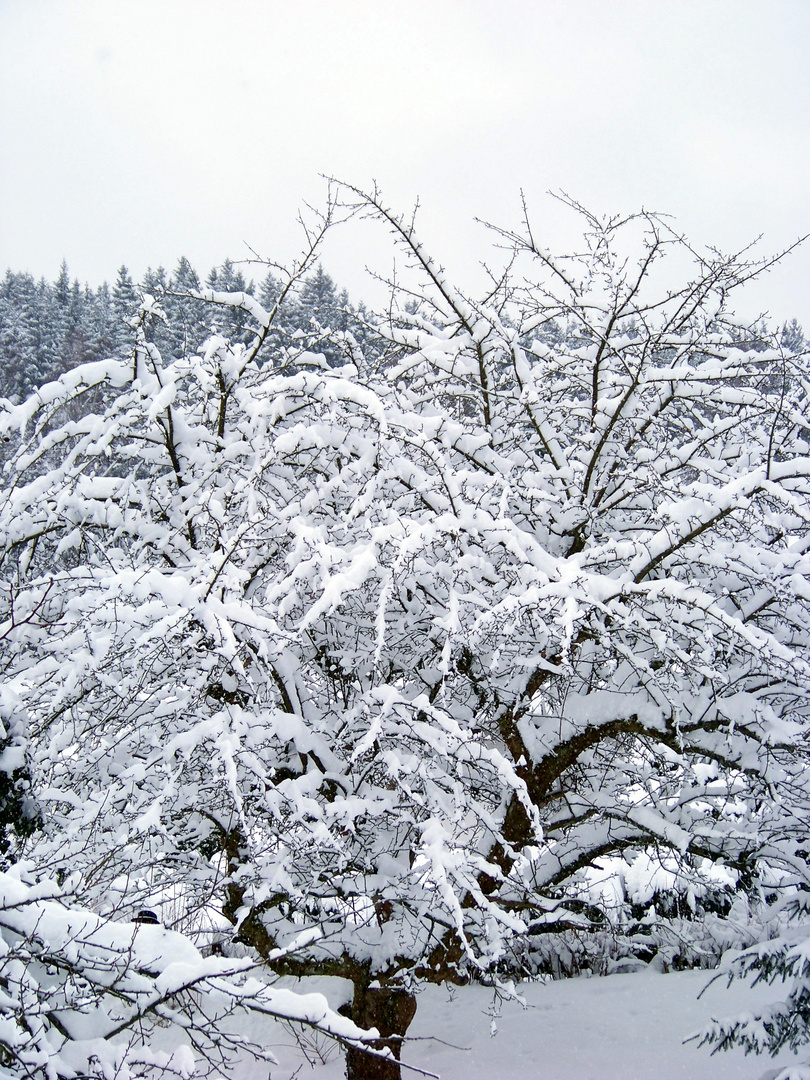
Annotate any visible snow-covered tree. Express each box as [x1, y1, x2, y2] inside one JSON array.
[[1, 188, 809, 1079]]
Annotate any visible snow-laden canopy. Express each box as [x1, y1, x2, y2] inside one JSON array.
[[1, 188, 809, 1078]]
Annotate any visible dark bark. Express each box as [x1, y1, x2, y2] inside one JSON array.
[[345, 982, 417, 1080]]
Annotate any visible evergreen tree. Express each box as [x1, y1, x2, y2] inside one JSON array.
[[259, 267, 282, 311], [164, 256, 208, 359], [0, 273, 37, 399], [139, 266, 172, 357], [61, 277, 90, 369], [0, 272, 61, 398], [781, 317, 805, 353], [294, 264, 350, 365], [53, 259, 70, 310], [207, 258, 255, 343], [85, 281, 117, 363], [33, 276, 63, 385], [111, 265, 138, 359]]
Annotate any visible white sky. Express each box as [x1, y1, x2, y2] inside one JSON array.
[[2, 0, 810, 328]]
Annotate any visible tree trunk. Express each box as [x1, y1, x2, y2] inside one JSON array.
[[345, 982, 417, 1080]]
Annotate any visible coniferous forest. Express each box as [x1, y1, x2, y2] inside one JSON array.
[[1, 188, 810, 1080], [0, 257, 368, 401]]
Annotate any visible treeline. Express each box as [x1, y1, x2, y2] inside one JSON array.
[[0, 258, 372, 400]]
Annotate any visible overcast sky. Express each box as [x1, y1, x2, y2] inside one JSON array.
[[2, 0, 810, 327]]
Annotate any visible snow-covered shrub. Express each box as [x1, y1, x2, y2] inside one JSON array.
[[691, 891, 810, 1077]]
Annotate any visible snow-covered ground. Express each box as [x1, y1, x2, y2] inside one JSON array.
[[252, 969, 799, 1080]]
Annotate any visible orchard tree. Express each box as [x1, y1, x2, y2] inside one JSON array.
[[1, 186, 810, 1079]]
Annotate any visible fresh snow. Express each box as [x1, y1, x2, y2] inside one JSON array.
[[248, 971, 798, 1080]]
